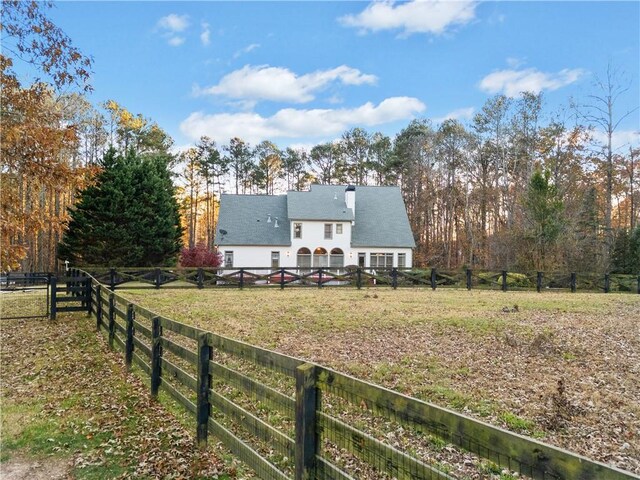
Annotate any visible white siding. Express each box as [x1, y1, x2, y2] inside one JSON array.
[[221, 242, 412, 269]]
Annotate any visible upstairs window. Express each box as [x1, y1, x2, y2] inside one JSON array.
[[294, 223, 302, 239], [324, 223, 333, 240], [336, 224, 343, 234]]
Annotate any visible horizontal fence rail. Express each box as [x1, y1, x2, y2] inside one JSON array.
[[78, 267, 640, 294], [50, 270, 639, 480]]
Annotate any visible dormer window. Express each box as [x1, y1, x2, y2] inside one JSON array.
[[324, 223, 333, 240], [294, 223, 302, 239]]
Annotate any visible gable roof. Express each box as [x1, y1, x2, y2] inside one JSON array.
[[349, 186, 415, 248], [216, 184, 415, 248], [216, 194, 291, 246], [287, 186, 354, 221]]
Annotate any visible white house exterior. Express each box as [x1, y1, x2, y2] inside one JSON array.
[[215, 185, 415, 270]]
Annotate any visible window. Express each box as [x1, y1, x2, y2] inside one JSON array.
[[224, 251, 234, 268], [329, 248, 344, 269], [336, 224, 343, 234], [370, 253, 393, 268], [297, 248, 311, 269], [398, 253, 406, 268], [294, 223, 302, 239], [313, 247, 328, 267], [358, 252, 366, 268], [324, 223, 333, 240], [271, 251, 280, 269]]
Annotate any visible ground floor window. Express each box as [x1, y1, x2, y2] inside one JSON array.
[[313, 247, 328, 267], [398, 253, 406, 268], [329, 248, 344, 269], [297, 248, 311, 269], [224, 251, 234, 268], [358, 252, 366, 268], [271, 251, 280, 269], [370, 253, 393, 268]]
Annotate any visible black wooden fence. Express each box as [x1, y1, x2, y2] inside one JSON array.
[[48, 270, 639, 480], [81, 266, 640, 294]]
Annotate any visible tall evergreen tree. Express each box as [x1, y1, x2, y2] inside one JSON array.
[[58, 148, 183, 266], [522, 168, 564, 270]]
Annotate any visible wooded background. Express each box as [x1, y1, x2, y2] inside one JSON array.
[[2, 2, 638, 274]]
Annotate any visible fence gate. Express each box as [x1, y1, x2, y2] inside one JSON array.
[[0, 272, 51, 319]]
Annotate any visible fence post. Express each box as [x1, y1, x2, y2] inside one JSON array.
[[570, 272, 577, 293], [109, 268, 116, 291], [537, 272, 543, 293], [295, 363, 317, 480], [637, 275, 640, 295], [318, 268, 323, 288], [604, 273, 610, 293], [50, 277, 57, 320], [96, 284, 102, 330], [280, 268, 285, 290], [466, 269, 472, 291], [108, 293, 115, 349], [391, 268, 398, 289], [356, 268, 362, 290], [430, 268, 437, 291], [155, 268, 161, 289], [196, 333, 212, 447], [197, 268, 204, 289], [501, 270, 508, 292], [85, 278, 92, 313], [125, 304, 134, 370], [151, 317, 162, 399], [239, 268, 244, 289]]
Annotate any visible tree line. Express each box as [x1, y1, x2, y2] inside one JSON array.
[[180, 90, 639, 274], [1, 2, 638, 274]]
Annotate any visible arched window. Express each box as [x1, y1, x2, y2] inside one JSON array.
[[313, 247, 328, 268], [297, 247, 311, 269], [329, 248, 344, 269]]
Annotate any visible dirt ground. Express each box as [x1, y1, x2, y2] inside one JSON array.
[[1, 457, 69, 480]]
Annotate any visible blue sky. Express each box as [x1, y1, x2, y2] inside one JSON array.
[[41, 1, 640, 151]]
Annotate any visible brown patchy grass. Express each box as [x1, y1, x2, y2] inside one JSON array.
[[123, 286, 640, 474]]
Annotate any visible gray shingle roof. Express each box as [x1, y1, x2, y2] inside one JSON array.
[[216, 184, 415, 248], [216, 194, 291, 246], [287, 187, 354, 221], [349, 186, 415, 248]]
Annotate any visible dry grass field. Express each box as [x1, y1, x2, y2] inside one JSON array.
[[122, 286, 640, 475]]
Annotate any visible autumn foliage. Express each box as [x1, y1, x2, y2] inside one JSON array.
[[179, 243, 222, 268]]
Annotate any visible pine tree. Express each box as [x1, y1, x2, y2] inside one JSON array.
[[522, 169, 564, 270], [58, 148, 183, 266]]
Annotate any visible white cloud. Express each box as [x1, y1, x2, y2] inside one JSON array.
[[339, 0, 477, 36], [196, 64, 378, 104], [157, 14, 190, 33], [434, 107, 475, 123], [479, 67, 585, 97], [168, 36, 185, 47], [200, 22, 211, 46], [233, 43, 261, 59], [156, 13, 189, 46], [179, 97, 426, 144], [591, 129, 639, 151]]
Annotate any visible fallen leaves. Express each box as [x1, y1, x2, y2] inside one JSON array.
[[0, 314, 229, 479]]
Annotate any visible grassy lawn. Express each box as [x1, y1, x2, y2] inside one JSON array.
[[121, 286, 640, 475], [0, 294, 235, 479]]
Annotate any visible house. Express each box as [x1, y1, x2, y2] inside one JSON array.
[[215, 184, 415, 270]]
